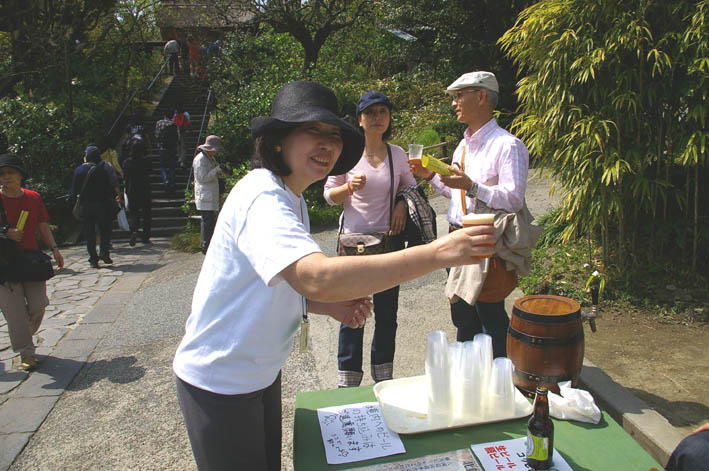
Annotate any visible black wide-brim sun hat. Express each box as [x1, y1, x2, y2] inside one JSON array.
[[0, 153, 28, 180], [251, 81, 364, 176]]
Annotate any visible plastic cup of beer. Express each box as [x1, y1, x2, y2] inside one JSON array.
[[462, 213, 494, 227], [408, 144, 423, 165], [462, 213, 495, 256]]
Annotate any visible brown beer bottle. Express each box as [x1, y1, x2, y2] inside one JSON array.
[[526, 386, 554, 469]]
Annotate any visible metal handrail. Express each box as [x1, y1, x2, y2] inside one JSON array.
[[107, 58, 168, 136], [186, 87, 213, 191]]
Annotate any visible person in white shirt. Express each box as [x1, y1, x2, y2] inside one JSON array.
[[172, 80, 497, 471], [192, 135, 226, 254], [411, 71, 530, 358]]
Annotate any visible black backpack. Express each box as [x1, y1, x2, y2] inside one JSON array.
[[155, 119, 178, 148]]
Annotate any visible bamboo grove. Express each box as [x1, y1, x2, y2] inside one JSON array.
[[499, 0, 708, 272]]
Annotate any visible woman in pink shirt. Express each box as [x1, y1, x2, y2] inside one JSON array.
[[324, 91, 417, 387]]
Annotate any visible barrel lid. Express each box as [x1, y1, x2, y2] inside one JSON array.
[[512, 295, 581, 322]]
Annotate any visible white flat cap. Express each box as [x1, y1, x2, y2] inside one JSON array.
[[446, 71, 499, 94]]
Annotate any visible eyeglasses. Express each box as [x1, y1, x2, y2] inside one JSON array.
[[451, 88, 483, 102]]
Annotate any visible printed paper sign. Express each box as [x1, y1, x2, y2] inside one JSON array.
[[317, 402, 406, 465], [471, 437, 572, 471], [348, 448, 482, 471]]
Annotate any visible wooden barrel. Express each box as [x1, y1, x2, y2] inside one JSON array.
[[506, 295, 584, 396]]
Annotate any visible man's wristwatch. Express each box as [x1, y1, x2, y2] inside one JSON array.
[[466, 182, 479, 199]]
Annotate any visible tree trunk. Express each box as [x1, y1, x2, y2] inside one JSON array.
[[692, 160, 699, 271]]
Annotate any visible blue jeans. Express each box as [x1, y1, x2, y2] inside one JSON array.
[[338, 234, 405, 379], [665, 430, 709, 471], [159, 147, 177, 186], [450, 298, 510, 358]]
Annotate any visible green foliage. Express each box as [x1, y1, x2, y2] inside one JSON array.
[[170, 221, 202, 253], [0, 97, 87, 177], [534, 208, 567, 248], [415, 127, 440, 147], [521, 209, 708, 320], [304, 182, 342, 227], [499, 0, 709, 272], [519, 240, 593, 302]]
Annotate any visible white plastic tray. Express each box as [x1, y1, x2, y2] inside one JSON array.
[[373, 375, 533, 434]]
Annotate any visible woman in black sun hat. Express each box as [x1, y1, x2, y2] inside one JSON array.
[[172, 81, 496, 471]]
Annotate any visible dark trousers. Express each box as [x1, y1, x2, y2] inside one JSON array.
[[129, 195, 152, 239], [665, 430, 709, 471], [338, 234, 405, 374], [450, 298, 509, 358], [176, 373, 282, 471], [200, 210, 217, 254], [168, 53, 179, 74], [83, 205, 112, 262]]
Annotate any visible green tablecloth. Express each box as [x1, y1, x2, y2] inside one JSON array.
[[294, 386, 664, 471]]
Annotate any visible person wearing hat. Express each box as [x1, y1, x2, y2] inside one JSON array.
[[323, 91, 417, 387], [70, 144, 118, 268], [121, 135, 153, 246], [410, 71, 531, 358], [0, 153, 64, 370], [192, 135, 226, 254], [172, 80, 497, 470]]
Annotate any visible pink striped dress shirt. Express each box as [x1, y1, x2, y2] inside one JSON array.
[[429, 118, 529, 226]]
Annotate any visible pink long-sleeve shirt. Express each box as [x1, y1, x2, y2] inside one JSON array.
[[324, 144, 416, 233], [430, 118, 529, 226]]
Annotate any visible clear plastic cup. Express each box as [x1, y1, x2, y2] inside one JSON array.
[[459, 341, 484, 421], [408, 144, 423, 165], [425, 331, 452, 426], [426, 330, 449, 369], [473, 334, 493, 416], [449, 341, 465, 419], [486, 357, 516, 419]]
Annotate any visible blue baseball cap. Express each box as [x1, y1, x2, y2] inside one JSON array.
[[356, 91, 393, 115]]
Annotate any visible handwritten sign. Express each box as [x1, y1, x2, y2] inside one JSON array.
[[317, 402, 406, 465], [471, 437, 572, 471]]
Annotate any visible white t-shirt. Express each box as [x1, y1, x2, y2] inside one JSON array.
[[173, 168, 322, 394]]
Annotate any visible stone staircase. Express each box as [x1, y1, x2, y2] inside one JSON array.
[[113, 75, 211, 240]]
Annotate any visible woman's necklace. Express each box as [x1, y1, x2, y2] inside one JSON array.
[[364, 144, 387, 166]]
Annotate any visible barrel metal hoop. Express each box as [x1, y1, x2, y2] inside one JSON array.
[[514, 368, 575, 385], [508, 327, 584, 346], [512, 306, 580, 323]]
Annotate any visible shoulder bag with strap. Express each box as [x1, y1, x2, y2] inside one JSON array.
[[337, 144, 394, 256], [73, 164, 97, 221], [0, 194, 54, 283], [458, 145, 517, 302]]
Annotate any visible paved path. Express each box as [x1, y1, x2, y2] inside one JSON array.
[[0, 239, 171, 470]]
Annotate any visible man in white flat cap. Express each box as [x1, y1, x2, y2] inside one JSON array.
[[411, 71, 530, 358]]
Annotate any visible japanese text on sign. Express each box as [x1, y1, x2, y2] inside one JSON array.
[[317, 402, 406, 465]]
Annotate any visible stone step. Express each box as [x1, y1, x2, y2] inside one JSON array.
[[112, 71, 212, 240]]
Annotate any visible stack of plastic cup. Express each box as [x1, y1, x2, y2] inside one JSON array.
[[425, 331, 452, 426], [486, 357, 517, 419], [448, 341, 465, 419], [473, 333, 493, 398], [459, 340, 484, 421]]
